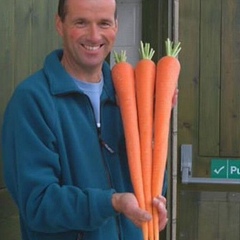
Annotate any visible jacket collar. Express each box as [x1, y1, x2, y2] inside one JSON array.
[[43, 49, 116, 103]]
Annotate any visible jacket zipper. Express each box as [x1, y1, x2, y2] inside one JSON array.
[[97, 126, 115, 154], [85, 96, 122, 239], [97, 126, 122, 240]]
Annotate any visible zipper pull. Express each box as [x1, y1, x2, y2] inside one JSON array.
[[100, 138, 115, 154], [97, 126, 115, 154]]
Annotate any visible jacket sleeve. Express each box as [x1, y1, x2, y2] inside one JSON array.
[[1, 84, 118, 233]]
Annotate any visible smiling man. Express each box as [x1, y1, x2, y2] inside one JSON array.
[[56, 0, 118, 82], [1, 1, 168, 240]]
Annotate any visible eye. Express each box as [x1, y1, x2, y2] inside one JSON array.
[[100, 21, 113, 29], [75, 20, 86, 28]]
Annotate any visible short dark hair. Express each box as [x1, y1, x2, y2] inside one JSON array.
[[58, 0, 117, 22], [58, 0, 67, 21]]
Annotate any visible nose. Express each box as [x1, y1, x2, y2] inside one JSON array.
[[87, 24, 101, 42]]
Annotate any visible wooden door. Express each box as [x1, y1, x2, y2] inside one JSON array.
[[178, 0, 240, 239]]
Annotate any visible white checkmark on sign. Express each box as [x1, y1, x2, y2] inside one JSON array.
[[214, 166, 225, 175]]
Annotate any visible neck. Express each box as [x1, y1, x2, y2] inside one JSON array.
[[61, 56, 103, 83]]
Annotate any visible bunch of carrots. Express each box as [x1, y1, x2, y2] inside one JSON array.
[[112, 38, 181, 240]]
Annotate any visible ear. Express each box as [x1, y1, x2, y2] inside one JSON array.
[[115, 19, 119, 33], [55, 15, 63, 37]]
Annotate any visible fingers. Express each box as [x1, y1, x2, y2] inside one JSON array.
[[153, 195, 168, 231], [131, 195, 168, 230], [112, 193, 168, 230], [138, 211, 152, 222], [158, 205, 168, 231], [172, 88, 179, 108], [131, 211, 151, 228], [153, 195, 167, 207], [112, 193, 152, 228], [128, 207, 152, 228]]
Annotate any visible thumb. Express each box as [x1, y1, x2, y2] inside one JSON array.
[[137, 209, 152, 221]]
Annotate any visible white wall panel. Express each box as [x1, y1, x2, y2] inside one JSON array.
[[111, 0, 142, 67]]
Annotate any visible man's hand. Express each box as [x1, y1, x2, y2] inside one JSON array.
[[112, 193, 168, 231], [153, 195, 168, 231], [112, 193, 151, 228]]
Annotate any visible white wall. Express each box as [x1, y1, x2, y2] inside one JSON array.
[[110, 0, 142, 67]]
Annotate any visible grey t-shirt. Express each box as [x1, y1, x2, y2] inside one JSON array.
[[73, 77, 103, 128]]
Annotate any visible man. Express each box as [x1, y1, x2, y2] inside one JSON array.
[[2, 0, 170, 239]]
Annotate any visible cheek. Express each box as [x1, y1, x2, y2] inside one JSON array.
[[108, 31, 117, 43], [68, 29, 81, 40]]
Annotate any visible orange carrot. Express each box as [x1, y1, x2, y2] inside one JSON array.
[[111, 50, 148, 240], [135, 41, 156, 240], [152, 39, 181, 240]]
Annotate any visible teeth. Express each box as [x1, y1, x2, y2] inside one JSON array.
[[84, 45, 100, 51]]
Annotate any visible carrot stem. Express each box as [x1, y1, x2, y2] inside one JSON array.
[[113, 50, 127, 63], [165, 38, 181, 57], [139, 41, 155, 60]]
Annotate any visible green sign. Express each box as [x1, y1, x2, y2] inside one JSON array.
[[211, 159, 240, 179]]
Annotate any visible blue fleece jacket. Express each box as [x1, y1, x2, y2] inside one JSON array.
[[1, 50, 143, 240]]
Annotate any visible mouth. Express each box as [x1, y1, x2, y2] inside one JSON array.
[[82, 44, 103, 51]]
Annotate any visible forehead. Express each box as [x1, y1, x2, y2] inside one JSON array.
[[66, 0, 116, 20]]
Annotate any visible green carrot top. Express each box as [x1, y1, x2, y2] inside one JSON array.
[[139, 41, 155, 60], [113, 50, 127, 63], [165, 38, 181, 57]]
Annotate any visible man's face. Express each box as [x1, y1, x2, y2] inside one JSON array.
[[56, 0, 118, 72]]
